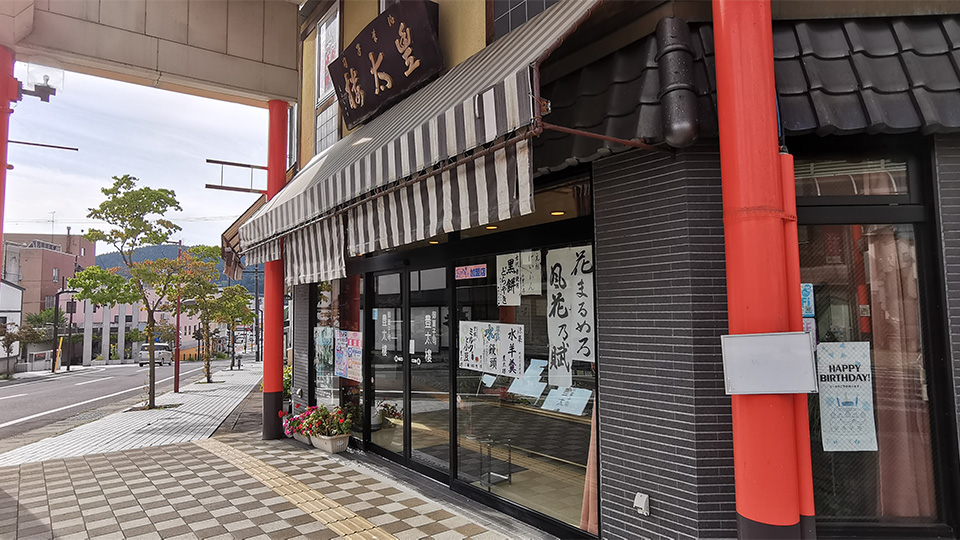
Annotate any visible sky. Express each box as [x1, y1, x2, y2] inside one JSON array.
[[6, 64, 270, 255]]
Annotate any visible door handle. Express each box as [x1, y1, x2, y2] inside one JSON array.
[[411, 357, 422, 365], [394, 355, 403, 363]]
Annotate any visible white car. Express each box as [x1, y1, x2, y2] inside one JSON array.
[[139, 343, 173, 366]]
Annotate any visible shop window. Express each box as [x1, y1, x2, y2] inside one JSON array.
[[455, 241, 598, 532], [492, 0, 560, 41], [313, 277, 364, 431], [316, 6, 340, 155], [797, 155, 942, 525], [795, 158, 909, 199]]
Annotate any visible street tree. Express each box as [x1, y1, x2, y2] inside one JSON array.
[[69, 174, 182, 409], [212, 285, 254, 370], [176, 246, 223, 383]]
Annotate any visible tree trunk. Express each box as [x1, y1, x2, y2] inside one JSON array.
[[203, 318, 212, 383], [145, 311, 156, 409]]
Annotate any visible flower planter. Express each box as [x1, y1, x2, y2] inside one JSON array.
[[292, 432, 311, 445], [311, 434, 350, 454]]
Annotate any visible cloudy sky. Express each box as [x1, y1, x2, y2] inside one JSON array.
[[6, 65, 270, 255]]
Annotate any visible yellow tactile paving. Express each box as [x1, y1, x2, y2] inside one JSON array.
[[194, 438, 397, 540]]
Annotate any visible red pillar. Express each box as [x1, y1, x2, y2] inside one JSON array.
[[0, 47, 16, 267], [712, 1, 810, 537], [262, 99, 288, 439]]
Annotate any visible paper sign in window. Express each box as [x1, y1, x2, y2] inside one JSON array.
[[497, 253, 521, 306]]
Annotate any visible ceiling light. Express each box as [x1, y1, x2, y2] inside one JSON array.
[[429, 241, 439, 245], [550, 211, 565, 216], [485, 225, 498, 230]]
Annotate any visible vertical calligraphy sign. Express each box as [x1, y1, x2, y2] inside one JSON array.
[[458, 321, 482, 372], [499, 323, 524, 378], [569, 246, 596, 363], [547, 248, 573, 387], [546, 245, 596, 387], [520, 250, 542, 295], [482, 323, 501, 374], [497, 253, 521, 306]]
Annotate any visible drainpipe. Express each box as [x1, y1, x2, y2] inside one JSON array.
[[263, 100, 288, 440], [712, 1, 812, 538]]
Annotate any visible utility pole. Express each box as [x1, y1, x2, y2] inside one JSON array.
[[174, 241, 182, 392]]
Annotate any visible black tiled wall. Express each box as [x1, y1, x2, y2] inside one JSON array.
[[933, 134, 960, 464], [593, 144, 736, 539], [292, 284, 313, 412]]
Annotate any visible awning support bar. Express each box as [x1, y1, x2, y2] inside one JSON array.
[[540, 121, 674, 155]]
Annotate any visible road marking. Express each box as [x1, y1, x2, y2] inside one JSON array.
[[75, 377, 113, 386], [0, 393, 27, 401], [0, 366, 206, 430]]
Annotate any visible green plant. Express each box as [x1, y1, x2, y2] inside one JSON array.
[[282, 365, 293, 400]]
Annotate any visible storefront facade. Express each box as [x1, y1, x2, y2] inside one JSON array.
[[227, 1, 960, 538]]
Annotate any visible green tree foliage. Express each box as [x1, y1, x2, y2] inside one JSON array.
[[176, 246, 224, 383], [69, 174, 182, 409], [24, 308, 67, 329], [213, 285, 254, 370]]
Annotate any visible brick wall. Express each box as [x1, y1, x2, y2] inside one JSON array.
[[593, 143, 736, 539], [292, 284, 314, 411], [933, 134, 960, 467]]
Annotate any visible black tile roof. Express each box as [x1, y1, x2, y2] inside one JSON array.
[[534, 15, 960, 176]]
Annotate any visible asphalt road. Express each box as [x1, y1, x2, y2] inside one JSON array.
[[0, 358, 238, 440]]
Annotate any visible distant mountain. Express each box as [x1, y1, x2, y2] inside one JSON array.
[[95, 246, 263, 296]]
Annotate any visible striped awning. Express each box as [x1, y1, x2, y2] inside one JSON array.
[[237, 0, 601, 284]]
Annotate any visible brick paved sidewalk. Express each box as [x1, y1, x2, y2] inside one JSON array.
[[0, 365, 263, 467], [0, 430, 554, 539]]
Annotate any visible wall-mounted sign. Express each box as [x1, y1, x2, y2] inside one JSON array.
[[328, 0, 443, 130], [455, 264, 486, 280]]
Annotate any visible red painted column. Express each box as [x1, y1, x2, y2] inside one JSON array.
[[712, 1, 804, 537], [0, 47, 16, 267], [262, 99, 288, 440], [781, 154, 817, 538]]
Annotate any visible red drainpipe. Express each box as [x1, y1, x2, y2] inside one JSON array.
[[263, 99, 288, 439], [713, 0, 813, 537], [0, 47, 15, 268]]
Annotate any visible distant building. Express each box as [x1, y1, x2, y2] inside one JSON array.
[[3, 229, 95, 316]]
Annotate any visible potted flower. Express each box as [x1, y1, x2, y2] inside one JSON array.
[[308, 405, 353, 453], [282, 404, 312, 444], [377, 401, 402, 428]]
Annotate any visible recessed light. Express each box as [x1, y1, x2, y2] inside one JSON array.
[[485, 225, 498, 230], [550, 211, 565, 216], [429, 241, 439, 245]]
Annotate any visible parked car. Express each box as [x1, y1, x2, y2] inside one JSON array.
[[139, 343, 173, 366]]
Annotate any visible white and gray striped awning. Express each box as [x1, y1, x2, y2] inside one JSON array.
[[237, 0, 601, 282]]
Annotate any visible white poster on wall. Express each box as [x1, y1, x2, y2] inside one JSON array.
[[541, 387, 593, 416], [458, 321, 484, 372], [546, 245, 596, 376], [817, 342, 878, 452], [497, 253, 522, 306], [520, 250, 542, 295]]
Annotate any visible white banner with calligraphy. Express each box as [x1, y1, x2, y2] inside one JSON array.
[[520, 250, 542, 295], [497, 253, 521, 306], [458, 321, 484, 372], [546, 246, 596, 382], [498, 323, 524, 378]]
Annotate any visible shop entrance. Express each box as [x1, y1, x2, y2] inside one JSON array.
[[368, 266, 453, 480]]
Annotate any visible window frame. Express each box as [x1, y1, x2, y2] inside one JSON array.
[[788, 135, 959, 538], [315, 4, 341, 156]]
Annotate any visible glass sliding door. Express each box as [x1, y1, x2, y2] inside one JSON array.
[[408, 267, 451, 472], [369, 272, 404, 455]]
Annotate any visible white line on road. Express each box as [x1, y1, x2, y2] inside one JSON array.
[[0, 366, 207, 430], [75, 377, 113, 386], [0, 393, 26, 401]]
